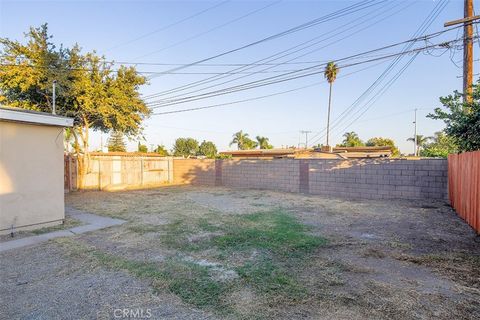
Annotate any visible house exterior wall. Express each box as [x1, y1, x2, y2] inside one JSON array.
[[0, 121, 65, 234]]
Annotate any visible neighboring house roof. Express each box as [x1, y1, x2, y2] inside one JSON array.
[[0, 106, 74, 127], [221, 148, 297, 158], [221, 146, 393, 159]]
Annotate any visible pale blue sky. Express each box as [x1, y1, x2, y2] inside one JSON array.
[[0, 0, 473, 153]]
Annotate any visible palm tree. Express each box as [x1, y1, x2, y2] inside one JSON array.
[[324, 61, 339, 147], [341, 131, 364, 147], [407, 134, 432, 156], [230, 130, 249, 150], [256, 136, 273, 149]]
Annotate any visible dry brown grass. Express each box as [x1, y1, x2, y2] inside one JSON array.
[[64, 186, 480, 319]]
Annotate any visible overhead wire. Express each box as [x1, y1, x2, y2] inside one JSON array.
[[147, 34, 463, 109], [307, 0, 450, 146], [150, 0, 382, 76], [143, 0, 387, 97], [103, 0, 231, 53], [150, 60, 390, 116], [144, 0, 410, 102], [133, 0, 283, 60]]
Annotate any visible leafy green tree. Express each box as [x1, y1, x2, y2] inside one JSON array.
[[256, 136, 273, 149], [428, 83, 480, 151], [154, 145, 169, 156], [407, 135, 432, 156], [0, 24, 149, 187], [108, 131, 126, 152], [64, 128, 75, 152], [0, 24, 71, 111], [173, 138, 199, 158], [230, 130, 248, 150], [137, 142, 148, 153], [198, 140, 218, 158], [243, 138, 258, 150], [338, 131, 364, 147], [324, 61, 339, 146], [420, 131, 458, 158], [366, 137, 400, 157], [230, 130, 258, 150]]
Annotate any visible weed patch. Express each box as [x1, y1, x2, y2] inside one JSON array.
[[212, 210, 326, 257]]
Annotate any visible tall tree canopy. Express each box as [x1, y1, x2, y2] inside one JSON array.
[[428, 82, 480, 152], [407, 135, 432, 156], [0, 24, 150, 187], [108, 131, 127, 152], [0, 24, 149, 149], [230, 130, 258, 150], [137, 142, 148, 153], [420, 132, 458, 158], [366, 137, 400, 157], [154, 145, 169, 156], [173, 138, 199, 158], [324, 61, 339, 146], [198, 140, 218, 158], [256, 136, 273, 149], [339, 131, 364, 147]]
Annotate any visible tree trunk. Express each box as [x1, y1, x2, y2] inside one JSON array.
[[73, 118, 90, 190], [326, 82, 333, 147]]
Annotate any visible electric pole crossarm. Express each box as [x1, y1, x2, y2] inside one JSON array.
[[444, 15, 480, 27]]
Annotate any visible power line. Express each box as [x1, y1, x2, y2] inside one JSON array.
[[143, 0, 388, 97], [308, 0, 450, 146], [331, 0, 450, 136], [133, 0, 282, 60], [103, 0, 231, 53], [145, 22, 462, 104], [152, 0, 382, 76], [144, 0, 409, 101], [147, 60, 399, 116], [147, 36, 464, 109]]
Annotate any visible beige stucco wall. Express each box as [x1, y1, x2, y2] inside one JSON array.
[[0, 121, 65, 234]]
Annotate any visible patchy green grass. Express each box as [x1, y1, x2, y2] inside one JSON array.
[[57, 238, 232, 311], [212, 210, 326, 256], [57, 209, 326, 315], [237, 259, 307, 301]]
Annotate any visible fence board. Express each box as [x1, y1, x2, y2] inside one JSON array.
[[448, 151, 480, 233], [64, 154, 173, 191]]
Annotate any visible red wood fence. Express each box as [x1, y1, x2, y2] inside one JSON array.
[[448, 151, 480, 234]]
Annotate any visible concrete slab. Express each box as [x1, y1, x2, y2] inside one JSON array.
[[0, 207, 126, 253]]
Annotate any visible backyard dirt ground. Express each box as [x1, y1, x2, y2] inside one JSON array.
[[1, 186, 479, 319]]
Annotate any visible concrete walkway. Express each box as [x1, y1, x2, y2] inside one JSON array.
[[0, 207, 126, 253]]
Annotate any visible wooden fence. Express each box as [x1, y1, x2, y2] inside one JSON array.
[[65, 153, 173, 191], [448, 151, 480, 234]]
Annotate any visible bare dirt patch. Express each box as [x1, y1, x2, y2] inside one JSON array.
[[2, 186, 479, 319]]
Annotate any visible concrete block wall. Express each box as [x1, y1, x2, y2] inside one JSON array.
[[172, 158, 448, 200], [173, 159, 216, 185], [307, 158, 447, 200], [221, 159, 300, 193]]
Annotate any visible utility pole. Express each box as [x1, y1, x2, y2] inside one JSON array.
[[300, 130, 312, 149], [444, 0, 479, 102], [52, 80, 57, 115], [413, 108, 418, 156]]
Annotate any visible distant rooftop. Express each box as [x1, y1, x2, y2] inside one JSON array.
[[221, 146, 393, 159]]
